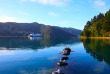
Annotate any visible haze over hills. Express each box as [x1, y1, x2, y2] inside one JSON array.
[[0, 22, 82, 38]]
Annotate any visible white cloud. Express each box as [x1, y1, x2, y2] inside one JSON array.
[[21, 0, 28, 2], [0, 16, 27, 23], [21, 0, 71, 6], [94, 0, 105, 6], [47, 0, 65, 6], [37, 0, 49, 4], [93, 0, 109, 13], [97, 6, 109, 13], [0, 17, 16, 22], [30, 0, 37, 2], [48, 12, 59, 16]]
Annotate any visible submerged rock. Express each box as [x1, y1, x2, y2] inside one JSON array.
[[57, 62, 68, 66], [60, 57, 69, 60]]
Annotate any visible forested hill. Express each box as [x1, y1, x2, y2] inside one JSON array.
[[80, 9, 110, 37], [0, 22, 82, 38], [61, 27, 82, 36]]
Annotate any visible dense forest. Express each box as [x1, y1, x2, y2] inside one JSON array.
[[80, 9, 110, 37], [0, 22, 82, 38]]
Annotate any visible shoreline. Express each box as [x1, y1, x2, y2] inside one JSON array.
[[79, 36, 110, 39]]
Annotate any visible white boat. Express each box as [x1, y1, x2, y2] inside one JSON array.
[[29, 37, 42, 41], [29, 34, 42, 37]]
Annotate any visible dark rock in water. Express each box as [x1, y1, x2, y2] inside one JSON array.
[[57, 62, 68, 66], [62, 50, 70, 55], [60, 57, 69, 60], [63, 48, 71, 52], [62, 48, 71, 55]]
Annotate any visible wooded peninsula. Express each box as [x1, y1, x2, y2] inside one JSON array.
[[80, 9, 110, 38]]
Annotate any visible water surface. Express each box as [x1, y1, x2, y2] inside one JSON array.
[[0, 37, 110, 74]]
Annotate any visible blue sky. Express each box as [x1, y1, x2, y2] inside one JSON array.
[[0, 0, 110, 30]]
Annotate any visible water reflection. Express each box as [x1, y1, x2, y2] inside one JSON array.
[[0, 37, 81, 74], [0, 37, 81, 50], [50, 48, 72, 74], [28, 37, 42, 41], [81, 39, 110, 65], [0, 37, 110, 74]]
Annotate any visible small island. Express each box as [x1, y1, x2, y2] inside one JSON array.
[[80, 9, 110, 38]]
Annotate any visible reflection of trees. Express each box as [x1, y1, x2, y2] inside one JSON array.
[[0, 37, 42, 49], [40, 37, 52, 47], [0, 37, 81, 50], [81, 39, 110, 65]]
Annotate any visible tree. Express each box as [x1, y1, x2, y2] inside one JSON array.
[[92, 16, 97, 23], [84, 21, 92, 29], [97, 13, 104, 20], [96, 22, 101, 36], [83, 29, 91, 37], [102, 10, 110, 32]]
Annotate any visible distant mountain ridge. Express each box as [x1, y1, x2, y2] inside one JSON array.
[[61, 27, 82, 36], [0, 22, 82, 38]]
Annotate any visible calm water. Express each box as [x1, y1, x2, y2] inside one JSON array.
[[0, 37, 110, 74]]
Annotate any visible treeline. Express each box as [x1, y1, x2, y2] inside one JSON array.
[[80, 9, 110, 37]]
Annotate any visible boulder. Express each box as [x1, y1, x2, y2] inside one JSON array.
[[62, 49, 70, 55], [63, 48, 71, 52]]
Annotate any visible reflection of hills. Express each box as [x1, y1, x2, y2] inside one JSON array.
[[0, 37, 81, 50], [81, 39, 110, 65]]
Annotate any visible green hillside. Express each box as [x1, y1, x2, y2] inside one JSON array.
[[80, 9, 110, 37]]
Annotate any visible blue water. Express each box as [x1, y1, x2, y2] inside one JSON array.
[[0, 37, 110, 74]]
